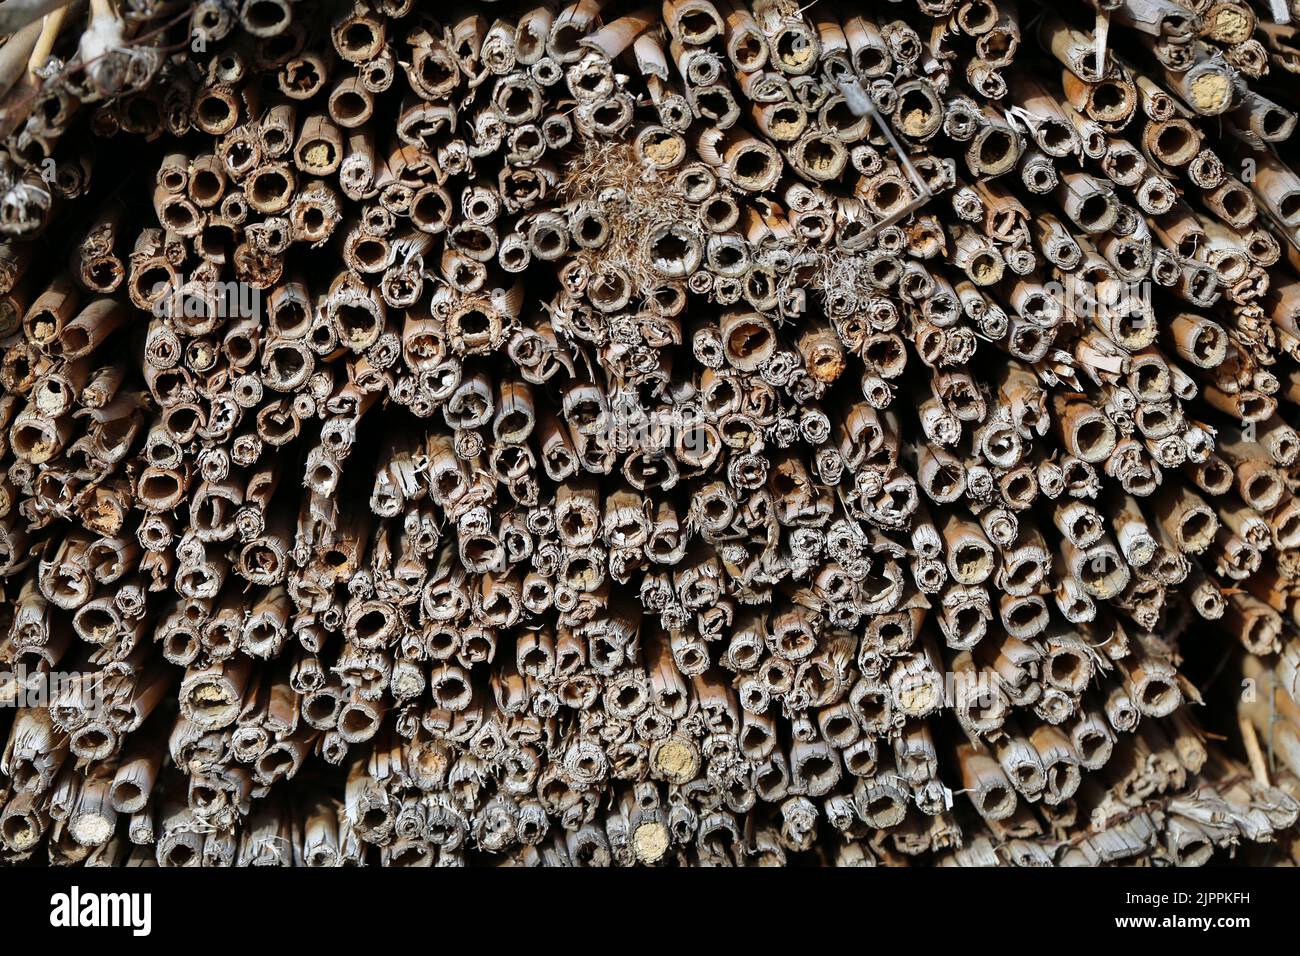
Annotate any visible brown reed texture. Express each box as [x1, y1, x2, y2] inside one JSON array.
[[1, 0, 1300, 866]]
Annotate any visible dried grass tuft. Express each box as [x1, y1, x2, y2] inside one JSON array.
[[560, 138, 699, 300]]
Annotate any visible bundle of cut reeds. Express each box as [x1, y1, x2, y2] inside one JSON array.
[[1, 0, 1299, 867]]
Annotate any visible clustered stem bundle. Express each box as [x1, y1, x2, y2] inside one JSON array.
[[1, 0, 1300, 867]]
